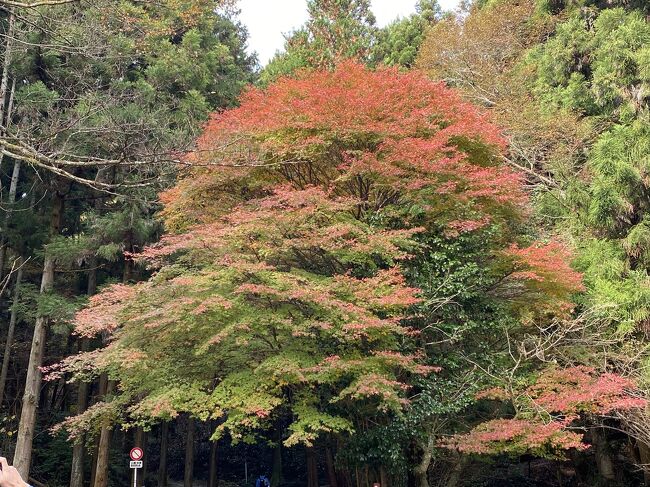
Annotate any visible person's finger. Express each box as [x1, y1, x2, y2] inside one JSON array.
[[0, 457, 8, 471]]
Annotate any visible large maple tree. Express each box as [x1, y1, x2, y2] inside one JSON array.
[[56, 63, 589, 464]]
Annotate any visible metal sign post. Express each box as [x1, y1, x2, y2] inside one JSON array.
[[130, 447, 144, 487]]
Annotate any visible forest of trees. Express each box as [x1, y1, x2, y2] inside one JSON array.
[[0, 0, 649, 486]]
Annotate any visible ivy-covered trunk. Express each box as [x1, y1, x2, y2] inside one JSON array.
[[414, 432, 435, 487]]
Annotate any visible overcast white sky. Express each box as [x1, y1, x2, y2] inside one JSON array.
[[238, 0, 462, 66]]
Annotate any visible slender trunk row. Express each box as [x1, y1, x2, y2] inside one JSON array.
[[0, 9, 18, 282], [0, 260, 23, 405]]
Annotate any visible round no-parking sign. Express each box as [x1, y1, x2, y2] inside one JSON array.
[[130, 447, 144, 461]]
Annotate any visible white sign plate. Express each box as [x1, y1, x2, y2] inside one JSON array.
[[130, 461, 143, 469]]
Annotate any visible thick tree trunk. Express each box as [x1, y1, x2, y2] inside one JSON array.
[[158, 422, 169, 487], [270, 429, 282, 487], [13, 256, 54, 477], [325, 446, 338, 487], [134, 427, 146, 487], [93, 379, 115, 487], [414, 433, 435, 487], [0, 260, 23, 405], [69, 356, 89, 487], [184, 416, 195, 487], [306, 446, 318, 487], [123, 259, 134, 283], [208, 439, 218, 487], [90, 374, 109, 487], [87, 259, 98, 296], [123, 231, 134, 283], [592, 427, 616, 483], [13, 194, 63, 478]]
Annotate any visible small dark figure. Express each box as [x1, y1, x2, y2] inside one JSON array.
[[255, 475, 270, 487]]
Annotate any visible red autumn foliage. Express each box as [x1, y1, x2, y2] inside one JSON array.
[[528, 366, 646, 415], [74, 284, 139, 338], [163, 62, 527, 233], [440, 418, 588, 457], [502, 242, 585, 315], [505, 242, 584, 291], [195, 61, 505, 148], [442, 367, 646, 458]]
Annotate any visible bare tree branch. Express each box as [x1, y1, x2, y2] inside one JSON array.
[[0, 0, 76, 7]]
